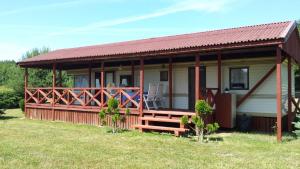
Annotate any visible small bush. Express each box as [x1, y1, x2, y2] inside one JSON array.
[[0, 88, 22, 109], [19, 99, 25, 112], [99, 98, 131, 133]]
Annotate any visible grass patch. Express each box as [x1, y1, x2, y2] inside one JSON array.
[[1, 109, 300, 169]]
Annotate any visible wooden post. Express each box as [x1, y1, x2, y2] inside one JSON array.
[[131, 61, 135, 86], [58, 68, 62, 87], [139, 58, 144, 116], [218, 52, 222, 94], [195, 55, 200, 101], [169, 57, 173, 109], [52, 63, 56, 120], [88, 63, 92, 88], [276, 46, 282, 142], [288, 56, 292, 131], [101, 62, 104, 108], [24, 68, 28, 115]]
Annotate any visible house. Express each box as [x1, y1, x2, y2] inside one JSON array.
[[18, 21, 300, 141]]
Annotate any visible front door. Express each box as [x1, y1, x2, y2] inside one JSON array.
[[188, 66, 206, 110]]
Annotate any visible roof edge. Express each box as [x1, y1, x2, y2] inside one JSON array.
[[280, 20, 297, 41]]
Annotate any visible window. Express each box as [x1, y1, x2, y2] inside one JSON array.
[[160, 71, 168, 81], [230, 67, 249, 90]]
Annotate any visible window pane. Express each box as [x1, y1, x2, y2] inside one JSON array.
[[160, 71, 168, 81], [230, 68, 248, 90]]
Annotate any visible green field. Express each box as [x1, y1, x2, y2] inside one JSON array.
[[0, 109, 300, 169]]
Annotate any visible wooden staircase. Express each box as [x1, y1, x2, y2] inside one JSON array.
[[134, 110, 195, 136]]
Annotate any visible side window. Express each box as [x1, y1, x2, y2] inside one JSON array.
[[230, 67, 249, 90], [160, 71, 168, 81]]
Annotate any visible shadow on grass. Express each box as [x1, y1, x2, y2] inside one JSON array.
[[0, 115, 18, 120]]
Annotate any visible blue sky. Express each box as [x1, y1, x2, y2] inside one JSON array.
[[0, 0, 299, 61]]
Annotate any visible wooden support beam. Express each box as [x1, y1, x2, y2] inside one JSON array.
[[52, 63, 56, 120], [276, 46, 282, 142], [101, 62, 104, 108], [24, 68, 28, 114], [52, 64, 56, 89], [169, 57, 173, 109], [88, 63, 92, 88], [237, 55, 286, 108], [131, 61, 135, 86], [217, 52, 222, 93], [139, 58, 144, 116], [237, 65, 276, 107], [288, 56, 292, 131], [195, 55, 200, 101]]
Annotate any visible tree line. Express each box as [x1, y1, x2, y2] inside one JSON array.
[[0, 48, 73, 109]]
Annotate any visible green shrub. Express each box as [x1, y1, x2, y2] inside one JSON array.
[[19, 99, 25, 112], [0, 88, 22, 109], [293, 115, 300, 138], [181, 100, 219, 142], [99, 98, 131, 133]]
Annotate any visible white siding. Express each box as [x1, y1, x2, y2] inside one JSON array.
[[67, 57, 296, 117]]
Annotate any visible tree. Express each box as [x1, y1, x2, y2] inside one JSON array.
[[181, 100, 219, 142], [99, 98, 130, 133]]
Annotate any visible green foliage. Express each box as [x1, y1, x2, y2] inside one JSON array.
[[125, 108, 131, 116], [99, 98, 130, 133], [0, 48, 73, 105], [195, 100, 213, 116], [293, 115, 300, 138], [108, 98, 119, 110], [181, 115, 189, 125], [180, 99, 219, 142], [206, 123, 220, 134], [0, 89, 21, 109], [98, 109, 106, 126], [19, 99, 25, 112]]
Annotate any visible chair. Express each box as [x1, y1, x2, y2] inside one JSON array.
[[143, 83, 158, 110], [154, 83, 165, 108]]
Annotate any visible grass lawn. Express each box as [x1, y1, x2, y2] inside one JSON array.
[[0, 109, 300, 169]]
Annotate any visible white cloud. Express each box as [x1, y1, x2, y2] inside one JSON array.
[[49, 0, 234, 36]]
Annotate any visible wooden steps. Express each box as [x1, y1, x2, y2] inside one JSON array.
[[141, 116, 181, 123], [134, 109, 194, 136], [134, 125, 188, 136]]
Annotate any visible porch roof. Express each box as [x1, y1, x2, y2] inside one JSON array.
[[18, 21, 300, 67]]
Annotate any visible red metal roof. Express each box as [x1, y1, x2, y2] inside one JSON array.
[[19, 21, 297, 65]]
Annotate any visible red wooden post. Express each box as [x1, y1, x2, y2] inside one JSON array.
[[276, 46, 282, 142], [288, 56, 292, 131], [195, 55, 200, 101], [87, 63, 92, 106], [24, 68, 28, 114], [139, 58, 144, 116], [88, 63, 92, 88], [217, 52, 222, 94], [131, 61, 135, 86], [169, 57, 173, 109], [101, 62, 104, 108], [52, 63, 56, 120]]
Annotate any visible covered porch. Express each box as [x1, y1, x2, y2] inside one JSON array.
[[19, 21, 300, 140]]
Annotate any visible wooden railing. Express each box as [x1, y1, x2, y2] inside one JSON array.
[[292, 97, 300, 114], [203, 88, 219, 108], [25, 87, 141, 112], [26, 87, 219, 112]]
